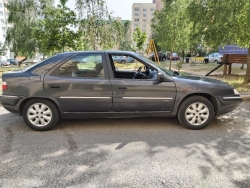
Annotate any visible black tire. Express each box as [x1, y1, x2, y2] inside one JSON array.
[[177, 96, 214, 130], [214, 60, 218, 64], [121, 60, 126, 64], [23, 99, 60, 131]]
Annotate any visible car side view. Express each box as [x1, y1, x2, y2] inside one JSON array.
[[0, 51, 242, 131]]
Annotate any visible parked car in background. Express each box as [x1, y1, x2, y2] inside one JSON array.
[[0, 60, 10, 66], [148, 52, 167, 62], [125, 57, 136, 63], [112, 56, 126, 63], [7, 59, 19, 65], [167, 53, 179, 60], [203, 53, 223, 63], [0, 50, 242, 131]]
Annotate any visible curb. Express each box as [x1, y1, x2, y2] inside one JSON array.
[[241, 95, 250, 102]]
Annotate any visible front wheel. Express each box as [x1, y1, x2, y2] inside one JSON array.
[[23, 99, 60, 131], [177, 96, 214, 130]]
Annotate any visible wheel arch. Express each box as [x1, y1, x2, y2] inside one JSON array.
[[177, 93, 218, 115], [19, 97, 62, 117]]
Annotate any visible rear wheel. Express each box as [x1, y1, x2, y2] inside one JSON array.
[[23, 99, 60, 131], [121, 60, 126, 64], [177, 96, 214, 130]]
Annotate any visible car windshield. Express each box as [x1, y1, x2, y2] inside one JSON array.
[[136, 54, 177, 76]]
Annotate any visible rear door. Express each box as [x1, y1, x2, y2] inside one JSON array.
[[44, 53, 112, 112]]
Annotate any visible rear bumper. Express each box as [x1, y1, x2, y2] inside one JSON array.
[[0, 95, 25, 114], [216, 96, 242, 116]]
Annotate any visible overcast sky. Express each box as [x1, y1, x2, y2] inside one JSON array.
[[62, 0, 153, 20]]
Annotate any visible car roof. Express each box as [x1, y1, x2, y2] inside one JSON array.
[[58, 50, 137, 56]]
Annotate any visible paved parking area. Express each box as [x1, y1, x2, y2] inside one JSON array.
[[0, 103, 250, 188]]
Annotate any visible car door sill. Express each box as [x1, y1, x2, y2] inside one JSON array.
[[62, 111, 171, 119]]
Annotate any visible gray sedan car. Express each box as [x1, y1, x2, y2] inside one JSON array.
[[0, 51, 242, 131]]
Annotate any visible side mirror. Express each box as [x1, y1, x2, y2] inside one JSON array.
[[157, 72, 164, 81]]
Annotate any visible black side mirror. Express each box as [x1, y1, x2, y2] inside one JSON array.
[[157, 72, 164, 81]]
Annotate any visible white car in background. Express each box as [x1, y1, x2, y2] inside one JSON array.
[[0, 60, 11, 66], [203, 53, 223, 63]]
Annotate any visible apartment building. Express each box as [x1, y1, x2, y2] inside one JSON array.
[[0, 0, 11, 60], [131, 0, 163, 42]]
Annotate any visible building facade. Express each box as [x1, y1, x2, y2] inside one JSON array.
[[0, 0, 11, 60], [153, 0, 164, 11], [131, 0, 163, 42]]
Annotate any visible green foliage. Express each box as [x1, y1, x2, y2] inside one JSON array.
[[76, 0, 116, 50], [133, 27, 147, 52], [187, 0, 250, 82], [6, 0, 48, 58], [0, 42, 7, 56], [32, 0, 78, 54], [151, 0, 191, 53], [114, 20, 134, 51]]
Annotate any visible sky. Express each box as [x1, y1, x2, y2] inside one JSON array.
[[63, 0, 153, 20]]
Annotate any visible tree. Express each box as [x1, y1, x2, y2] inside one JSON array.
[[33, 0, 78, 55], [151, 0, 191, 69], [133, 27, 147, 53], [115, 20, 134, 51], [76, 0, 115, 50], [187, 0, 250, 82], [0, 42, 7, 56], [6, 0, 53, 66]]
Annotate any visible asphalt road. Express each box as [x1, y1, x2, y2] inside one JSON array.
[[0, 103, 250, 188]]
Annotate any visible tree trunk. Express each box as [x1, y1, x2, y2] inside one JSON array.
[[182, 50, 184, 64], [18, 57, 28, 67], [244, 45, 250, 83]]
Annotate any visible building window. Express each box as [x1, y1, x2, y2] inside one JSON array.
[[3, 34, 6, 38], [134, 13, 139, 17], [143, 19, 147, 22], [2, 27, 5, 31], [0, 3, 2, 8], [143, 9, 147, 12], [1, 19, 4, 23], [142, 24, 146, 27], [0, 11, 3, 15], [150, 8, 155, 11], [134, 7, 139, 11], [134, 24, 138, 27], [134, 18, 139, 22], [143, 14, 147, 17]]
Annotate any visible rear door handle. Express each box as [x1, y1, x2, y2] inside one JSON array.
[[117, 86, 127, 90], [50, 85, 60, 89]]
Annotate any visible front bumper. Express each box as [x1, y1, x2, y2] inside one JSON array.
[[216, 96, 242, 116], [0, 95, 25, 114]]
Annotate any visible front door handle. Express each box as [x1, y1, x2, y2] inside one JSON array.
[[117, 86, 127, 90], [50, 85, 60, 89]]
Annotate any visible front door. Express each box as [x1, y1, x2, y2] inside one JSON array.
[[44, 53, 112, 112], [108, 54, 176, 112]]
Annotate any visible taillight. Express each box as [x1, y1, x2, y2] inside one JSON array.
[[2, 82, 7, 90]]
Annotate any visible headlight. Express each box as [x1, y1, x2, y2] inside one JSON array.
[[233, 89, 240, 96]]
